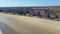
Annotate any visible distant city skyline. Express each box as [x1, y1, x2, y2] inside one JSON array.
[[0, 0, 60, 7]]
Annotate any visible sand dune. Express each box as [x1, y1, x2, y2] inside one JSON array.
[[0, 13, 60, 34]]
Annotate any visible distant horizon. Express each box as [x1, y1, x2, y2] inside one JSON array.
[[0, 6, 60, 7]]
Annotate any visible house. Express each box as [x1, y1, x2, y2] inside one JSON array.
[[29, 8, 50, 17]]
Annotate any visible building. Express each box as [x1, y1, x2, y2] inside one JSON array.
[[30, 8, 50, 17]]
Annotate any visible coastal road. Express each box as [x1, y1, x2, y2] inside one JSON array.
[[0, 13, 60, 34]]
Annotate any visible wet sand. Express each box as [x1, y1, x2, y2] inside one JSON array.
[[0, 22, 19, 34]]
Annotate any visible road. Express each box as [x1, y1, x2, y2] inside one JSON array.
[[0, 13, 60, 34]]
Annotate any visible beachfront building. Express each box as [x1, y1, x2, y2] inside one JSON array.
[[29, 8, 50, 17]]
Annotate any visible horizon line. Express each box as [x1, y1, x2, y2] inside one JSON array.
[[0, 6, 60, 7]]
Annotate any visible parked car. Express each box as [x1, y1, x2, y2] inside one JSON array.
[[47, 13, 59, 19]]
